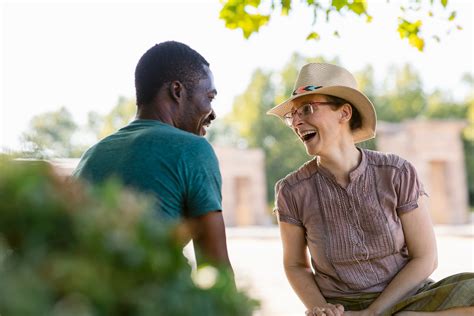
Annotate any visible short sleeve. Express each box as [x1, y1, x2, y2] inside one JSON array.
[[396, 161, 427, 213], [183, 139, 222, 218], [274, 179, 303, 226]]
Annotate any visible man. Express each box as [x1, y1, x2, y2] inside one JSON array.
[[73, 41, 233, 271]]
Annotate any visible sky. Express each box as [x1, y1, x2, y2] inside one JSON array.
[[1, 0, 473, 151]]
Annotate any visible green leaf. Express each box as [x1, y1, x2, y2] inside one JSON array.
[[246, 0, 262, 7], [331, 0, 347, 11], [441, 0, 448, 8], [219, 0, 270, 38], [428, 11, 433, 17], [349, 2, 367, 15], [409, 34, 425, 51], [448, 11, 456, 21], [397, 18, 422, 37], [397, 18, 424, 51], [306, 31, 320, 40], [333, 30, 340, 37], [281, 0, 291, 16]]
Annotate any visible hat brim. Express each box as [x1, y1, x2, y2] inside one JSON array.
[[267, 86, 377, 143]]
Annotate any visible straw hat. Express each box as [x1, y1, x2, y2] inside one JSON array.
[[267, 63, 377, 143]]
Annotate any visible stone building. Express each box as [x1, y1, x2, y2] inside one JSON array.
[[214, 147, 270, 226], [377, 120, 469, 224], [50, 146, 271, 227]]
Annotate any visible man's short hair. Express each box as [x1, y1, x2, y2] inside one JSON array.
[[135, 41, 210, 106]]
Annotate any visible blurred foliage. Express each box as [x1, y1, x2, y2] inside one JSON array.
[[89, 97, 136, 140], [0, 157, 257, 316], [219, 0, 461, 51], [19, 97, 136, 159], [375, 64, 427, 122], [20, 107, 85, 159], [461, 74, 474, 206]]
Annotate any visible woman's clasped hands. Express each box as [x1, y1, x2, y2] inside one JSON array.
[[306, 303, 345, 316], [306, 305, 379, 316]]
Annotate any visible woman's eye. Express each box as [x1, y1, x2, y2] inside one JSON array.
[[302, 104, 312, 115]]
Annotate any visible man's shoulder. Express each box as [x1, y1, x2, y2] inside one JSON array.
[[130, 121, 213, 151]]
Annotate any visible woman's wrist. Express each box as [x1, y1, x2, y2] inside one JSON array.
[[366, 306, 381, 316]]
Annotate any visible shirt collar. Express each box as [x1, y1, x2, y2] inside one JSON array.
[[349, 147, 367, 181], [317, 147, 367, 183]]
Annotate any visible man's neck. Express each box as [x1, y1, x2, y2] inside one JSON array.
[[136, 104, 174, 126]]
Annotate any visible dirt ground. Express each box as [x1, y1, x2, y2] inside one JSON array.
[[185, 224, 474, 316]]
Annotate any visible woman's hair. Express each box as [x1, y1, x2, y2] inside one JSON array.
[[324, 95, 362, 131]]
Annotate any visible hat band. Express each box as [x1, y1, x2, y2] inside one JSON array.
[[292, 85, 323, 96]]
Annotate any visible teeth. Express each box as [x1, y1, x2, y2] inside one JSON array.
[[299, 130, 317, 142], [300, 130, 317, 137]]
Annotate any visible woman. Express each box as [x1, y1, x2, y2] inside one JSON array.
[[267, 63, 474, 316]]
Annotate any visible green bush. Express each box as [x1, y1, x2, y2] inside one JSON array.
[[0, 157, 258, 316]]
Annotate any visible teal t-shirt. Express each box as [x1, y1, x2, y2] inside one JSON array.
[[73, 119, 222, 220]]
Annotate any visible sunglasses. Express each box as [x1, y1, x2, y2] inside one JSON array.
[[283, 101, 334, 126]]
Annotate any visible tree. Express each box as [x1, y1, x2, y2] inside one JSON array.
[[88, 96, 136, 141], [376, 64, 426, 122], [19, 97, 137, 159], [224, 54, 306, 204], [425, 89, 468, 119], [21, 107, 83, 158], [219, 0, 461, 51]]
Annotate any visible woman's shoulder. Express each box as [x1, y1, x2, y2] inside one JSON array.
[[363, 148, 408, 170], [276, 158, 319, 189]]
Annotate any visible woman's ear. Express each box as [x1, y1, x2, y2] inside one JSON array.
[[340, 103, 352, 123]]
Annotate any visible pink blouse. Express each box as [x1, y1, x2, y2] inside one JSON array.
[[275, 149, 427, 298]]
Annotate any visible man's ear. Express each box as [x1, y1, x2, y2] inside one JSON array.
[[169, 81, 184, 103], [340, 103, 352, 123]]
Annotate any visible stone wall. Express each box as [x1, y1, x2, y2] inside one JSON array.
[[377, 120, 469, 224], [214, 146, 271, 226]]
